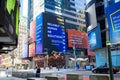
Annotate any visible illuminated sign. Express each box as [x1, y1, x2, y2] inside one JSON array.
[[30, 20, 36, 43], [29, 43, 35, 57], [68, 29, 88, 49], [88, 23, 102, 50], [35, 13, 66, 53], [22, 36, 28, 58], [36, 13, 43, 54], [47, 23, 66, 52], [106, 1, 120, 44]]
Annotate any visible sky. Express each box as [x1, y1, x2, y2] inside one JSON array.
[[20, 0, 28, 18]]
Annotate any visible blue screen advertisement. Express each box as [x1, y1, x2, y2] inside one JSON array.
[[96, 49, 107, 67], [105, 1, 120, 44], [22, 36, 28, 58], [36, 13, 43, 54], [88, 23, 102, 50], [111, 50, 120, 66], [47, 23, 66, 52], [22, 43, 28, 58]]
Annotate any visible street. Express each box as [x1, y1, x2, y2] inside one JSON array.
[[0, 69, 120, 80]]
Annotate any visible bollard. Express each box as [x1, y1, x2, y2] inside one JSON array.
[[45, 75, 64, 80], [67, 74, 83, 80], [27, 78, 47, 80], [90, 74, 109, 80]]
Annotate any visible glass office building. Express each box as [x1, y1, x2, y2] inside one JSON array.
[[29, 0, 86, 30]]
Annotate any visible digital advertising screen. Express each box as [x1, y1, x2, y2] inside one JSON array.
[[111, 50, 120, 66], [88, 23, 102, 50], [36, 13, 43, 54], [47, 23, 66, 52], [105, 1, 120, 44], [86, 3, 97, 31], [96, 49, 107, 67], [68, 29, 88, 49], [29, 43, 35, 57], [43, 13, 67, 53], [22, 36, 28, 58], [30, 20, 36, 43]]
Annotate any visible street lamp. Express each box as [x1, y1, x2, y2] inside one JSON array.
[[44, 48, 48, 68], [71, 40, 77, 69], [106, 41, 114, 80]]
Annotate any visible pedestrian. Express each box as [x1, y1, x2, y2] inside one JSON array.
[[36, 67, 41, 77], [5, 67, 9, 77]]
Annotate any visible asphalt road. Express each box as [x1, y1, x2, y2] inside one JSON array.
[[0, 69, 120, 80]]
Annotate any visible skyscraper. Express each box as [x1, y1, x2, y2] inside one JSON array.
[[30, 0, 86, 30]]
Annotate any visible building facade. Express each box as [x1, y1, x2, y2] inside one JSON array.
[[86, 0, 120, 67], [26, 0, 88, 68], [30, 0, 86, 30]]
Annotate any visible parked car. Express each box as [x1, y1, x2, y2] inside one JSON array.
[[92, 65, 119, 74]]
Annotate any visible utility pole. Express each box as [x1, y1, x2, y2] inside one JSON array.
[[106, 41, 114, 80], [72, 40, 77, 69], [105, 0, 115, 80]]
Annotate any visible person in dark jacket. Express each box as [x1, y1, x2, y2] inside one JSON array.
[[36, 67, 41, 77]]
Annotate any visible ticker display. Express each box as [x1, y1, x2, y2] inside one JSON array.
[[47, 23, 66, 52]]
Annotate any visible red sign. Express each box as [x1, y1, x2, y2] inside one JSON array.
[[29, 43, 35, 57], [68, 29, 88, 49], [30, 20, 36, 43]]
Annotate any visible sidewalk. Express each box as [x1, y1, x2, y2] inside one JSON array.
[[0, 76, 26, 80]]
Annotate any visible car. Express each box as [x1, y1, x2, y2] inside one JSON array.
[[92, 65, 119, 74]]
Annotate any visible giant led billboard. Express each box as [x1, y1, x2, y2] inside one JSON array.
[[36, 13, 43, 54], [86, 3, 97, 31], [105, 1, 120, 44], [22, 35, 28, 58], [29, 43, 35, 57], [96, 49, 107, 67], [35, 13, 67, 53], [88, 23, 102, 50], [68, 29, 88, 49], [30, 20, 36, 43], [43, 13, 67, 53], [47, 23, 66, 52]]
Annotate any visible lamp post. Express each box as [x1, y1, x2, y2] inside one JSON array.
[[44, 48, 48, 68], [105, 1, 114, 80], [106, 41, 114, 80], [71, 40, 77, 69]]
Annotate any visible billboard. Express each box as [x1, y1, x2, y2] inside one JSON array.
[[29, 43, 35, 57], [111, 50, 120, 66], [86, 3, 97, 31], [36, 13, 43, 54], [22, 36, 28, 58], [105, 1, 120, 44], [96, 49, 107, 67], [47, 23, 66, 52], [43, 13, 67, 53], [30, 20, 36, 43], [68, 29, 88, 49], [88, 23, 102, 50]]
